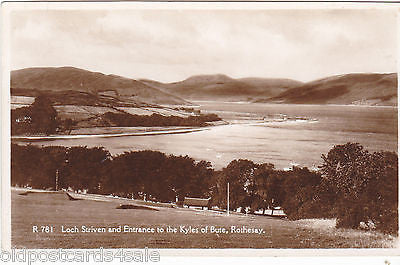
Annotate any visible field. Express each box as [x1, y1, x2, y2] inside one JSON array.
[[11, 189, 397, 249]]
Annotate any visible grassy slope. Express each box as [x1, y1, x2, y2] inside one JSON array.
[[266, 73, 397, 106], [12, 190, 396, 248], [10, 95, 215, 132], [11, 67, 188, 106]]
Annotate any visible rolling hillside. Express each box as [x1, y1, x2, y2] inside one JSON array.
[[11, 67, 188, 106], [140, 74, 303, 101], [11, 67, 397, 106], [264, 73, 397, 106]]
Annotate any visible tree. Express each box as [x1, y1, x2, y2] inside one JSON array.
[[280, 167, 322, 219], [190, 160, 214, 198], [251, 163, 275, 214], [163, 156, 213, 201], [263, 169, 287, 214], [320, 143, 371, 228], [11, 95, 59, 135], [360, 151, 398, 234], [62, 118, 75, 134], [321, 143, 370, 199], [320, 143, 398, 234], [212, 159, 258, 211], [63, 146, 110, 192], [11, 106, 33, 135], [11, 144, 67, 189], [30, 95, 59, 135]]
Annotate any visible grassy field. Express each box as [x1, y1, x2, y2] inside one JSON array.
[[11, 189, 397, 249]]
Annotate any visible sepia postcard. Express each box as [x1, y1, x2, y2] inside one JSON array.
[[1, 1, 399, 260]]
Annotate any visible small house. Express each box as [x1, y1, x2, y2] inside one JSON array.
[[183, 197, 211, 210]]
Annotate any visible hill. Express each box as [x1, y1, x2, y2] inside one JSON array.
[[140, 74, 303, 101], [11, 67, 188, 106], [11, 67, 397, 106], [263, 73, 397, 106]]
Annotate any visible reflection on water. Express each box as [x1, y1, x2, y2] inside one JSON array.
[[14, 103, 397, 170]]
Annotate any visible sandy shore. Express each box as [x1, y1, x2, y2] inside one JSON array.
[[11, 127, 209, 140]]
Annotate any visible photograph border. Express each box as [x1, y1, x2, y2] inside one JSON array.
[[1, 0, 399, 258]]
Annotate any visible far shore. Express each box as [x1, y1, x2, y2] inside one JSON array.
[[193, 100, 398, 108]]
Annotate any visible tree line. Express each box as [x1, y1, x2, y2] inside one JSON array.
[[11, 142, 397, 235], [11, 144, 213, 203], [102, 112, 221, 127]]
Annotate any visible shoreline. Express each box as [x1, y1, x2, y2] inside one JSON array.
[[11, 127, 209, 140], [192, 100, 398, 108], [10, 117, 319, 141]]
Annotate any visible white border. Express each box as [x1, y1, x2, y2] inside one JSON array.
[[1, 1, 399, 258], [1, 0, 12, 251]]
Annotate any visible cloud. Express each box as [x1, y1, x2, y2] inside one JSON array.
[[9, 8, 397, 82]]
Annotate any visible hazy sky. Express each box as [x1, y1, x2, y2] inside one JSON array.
[[9, 7, 398, 83]]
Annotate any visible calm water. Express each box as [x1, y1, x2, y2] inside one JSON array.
[[17, 102, 397, 170]]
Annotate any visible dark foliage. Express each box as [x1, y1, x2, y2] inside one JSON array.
[[11, 95, 78, 136], [209, 143, 397, 234], [11, 96, 59, 135], [320, 143, 398, 234], [11, 144, 213, 203], [211, 159, 257, 210], [11, 144, 67, 189], [280, 167, 324, 219], [11, 142, 397, 234], [101, 112, 221, 127]]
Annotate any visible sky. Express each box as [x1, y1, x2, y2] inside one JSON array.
[[9, 6, 398, 83]]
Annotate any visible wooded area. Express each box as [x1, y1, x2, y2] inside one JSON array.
[[11, 142, 398, 235]]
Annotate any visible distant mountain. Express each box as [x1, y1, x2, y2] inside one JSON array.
[[140, 74, 303, 101], [263, 73, 397, 106], [11, 67, 397, 107], [11, 67, 188, 106]]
